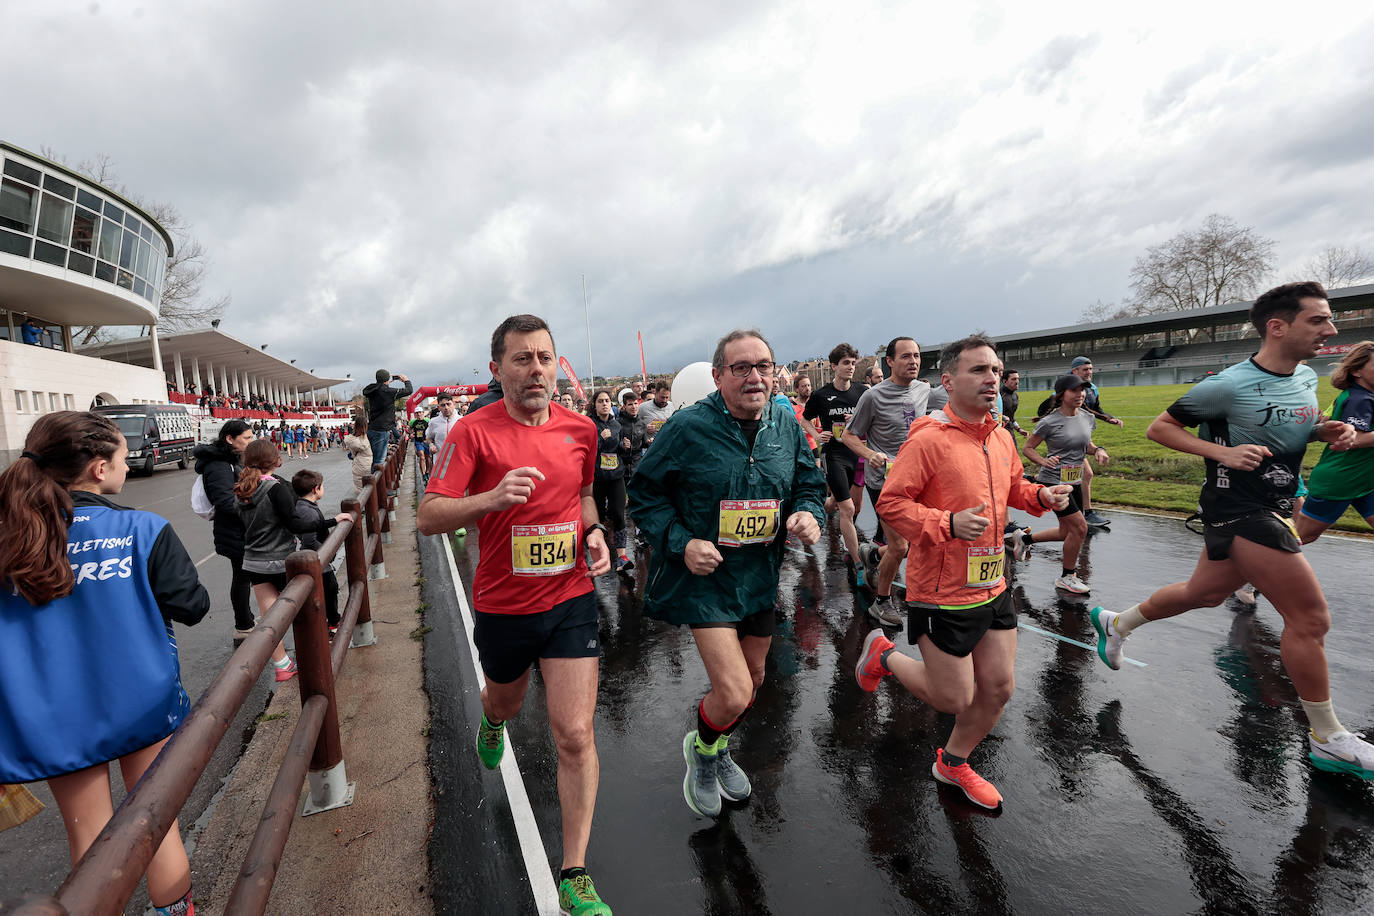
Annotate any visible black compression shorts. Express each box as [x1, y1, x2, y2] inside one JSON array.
[[1202, 510, 1302, 562], [907, 590, 1016, 658], [692, 605, 776, 639], [824, 453, 858, 501]]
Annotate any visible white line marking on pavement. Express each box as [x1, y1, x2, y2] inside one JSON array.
[[194, 552, 216, 567], [1017, 620, 1148, 668], [441, 533, 560, 916]]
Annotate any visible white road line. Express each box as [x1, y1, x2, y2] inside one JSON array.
[[1017, 620, 1148, 668], [440, 533, 560, 916], [194, 552, 216, 567]]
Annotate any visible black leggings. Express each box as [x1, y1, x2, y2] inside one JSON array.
[[228, 554, 254, 630], [593, 477, 627, 548]]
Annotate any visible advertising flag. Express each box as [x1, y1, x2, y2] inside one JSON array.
[[559, 356, 586, 401]]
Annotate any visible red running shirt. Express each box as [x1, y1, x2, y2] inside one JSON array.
[[426, 402, 597, 614]]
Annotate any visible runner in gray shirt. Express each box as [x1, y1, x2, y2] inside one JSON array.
[[1011, 373, 1109, 595], [841, 336, 931, 627]]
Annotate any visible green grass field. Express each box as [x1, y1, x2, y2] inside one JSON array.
[[1020, 379, 1372, 534]]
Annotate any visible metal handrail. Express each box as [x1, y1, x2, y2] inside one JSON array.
[[13, 436, 412, 916]]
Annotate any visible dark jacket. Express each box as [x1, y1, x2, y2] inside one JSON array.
[[618, 413, 647, 477], [468, 379, 503, 413], [362, 378, 414, 431], [592, 414, 624, 481], [193, 440, 245, 559], [294, 497, 332, 552], [627, 391, 826, 625]]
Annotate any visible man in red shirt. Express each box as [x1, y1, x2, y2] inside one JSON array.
[[418, 314, 612, 916]]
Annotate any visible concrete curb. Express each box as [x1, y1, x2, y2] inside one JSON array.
[[188, 470, 434, 915]]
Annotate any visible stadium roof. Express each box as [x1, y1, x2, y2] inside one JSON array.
[[919, 283, 1374, 352], [79, 328, 349, 389]]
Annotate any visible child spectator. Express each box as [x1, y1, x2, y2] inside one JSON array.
[[234, 440, 349, 680], [0, 412, 209, 916], [292, 469, 342, 636]]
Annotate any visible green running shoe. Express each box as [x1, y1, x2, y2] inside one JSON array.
[[558, 871, 612, 915], [682, 730, 721, 817], [714, 736, 752, 802], [476, 713, 505, 769]]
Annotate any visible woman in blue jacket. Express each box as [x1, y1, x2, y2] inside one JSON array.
[[0, 411, 209, 916]]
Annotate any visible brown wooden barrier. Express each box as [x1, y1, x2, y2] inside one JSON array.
[[11, 436, 412, 916]]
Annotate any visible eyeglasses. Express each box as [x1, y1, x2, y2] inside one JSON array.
[[725, 360, 775, 378]]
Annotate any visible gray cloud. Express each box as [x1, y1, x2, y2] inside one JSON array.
[[5, 3, 1373, 387]]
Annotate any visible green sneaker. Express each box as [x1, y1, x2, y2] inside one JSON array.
[[558, 871, 611, 915], [682, 730, 721, 817], [476, 714, 505, 769], [714, 736, 751, 801]]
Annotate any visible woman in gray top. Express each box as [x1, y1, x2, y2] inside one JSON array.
[[1012, 374, 1110, 595]]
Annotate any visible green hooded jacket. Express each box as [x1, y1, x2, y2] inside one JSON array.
[[627, 390, 826, 625]]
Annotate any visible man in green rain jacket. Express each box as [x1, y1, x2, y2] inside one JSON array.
[[628, 329, 825, 819]]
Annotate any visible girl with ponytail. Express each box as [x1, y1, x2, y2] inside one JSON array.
[[0, 411, 208, 916], [235, 439, 349, 680]]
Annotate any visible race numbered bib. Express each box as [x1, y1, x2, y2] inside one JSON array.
[[966, 545, 1004, 588], [831, 423, 846, 440], [599, 453, 620, 470], [511, 522, 578, 576], [647, 419, 665, 438], [1275, 512, 1299, 539], [718, 499, 780, 547], [1060, 464, 1083, 484]]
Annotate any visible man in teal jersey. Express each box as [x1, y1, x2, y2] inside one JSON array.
[[1091, 281, 1371, 780]]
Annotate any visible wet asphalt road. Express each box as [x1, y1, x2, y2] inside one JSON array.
[[423, 499, 1374, 915], [0, 446, 359, 910]]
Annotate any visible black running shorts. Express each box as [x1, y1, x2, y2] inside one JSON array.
[[824, 452, 859, 501], [473, 591, 600, 685], [692, 605, 776, 639], [907, 590, 1016, 658], [1053, 484, 1084, 519], [1202, 510, 1302, 562], [245, 570, 289, 590]]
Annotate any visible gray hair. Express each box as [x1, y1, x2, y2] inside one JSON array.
[[711, 328, 774, 370]]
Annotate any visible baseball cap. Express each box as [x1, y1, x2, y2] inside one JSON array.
[[1055, 374, 1087, 395], [1069, 356, 1092, 369]]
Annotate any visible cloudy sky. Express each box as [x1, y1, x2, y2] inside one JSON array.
[[7, 1, 1374, 387]]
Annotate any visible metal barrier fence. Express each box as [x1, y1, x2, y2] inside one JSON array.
[[12, 435, 412, 916]]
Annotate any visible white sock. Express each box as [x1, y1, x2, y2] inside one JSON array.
[[272, 655, 292, 669], [1301, 698, 1345, 742], [1112, 604, 1148, 637]]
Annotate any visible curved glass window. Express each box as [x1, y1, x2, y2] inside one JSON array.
[[2, 152, 170, 308]]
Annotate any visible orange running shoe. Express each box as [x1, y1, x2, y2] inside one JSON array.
[[855, 628, 895, 692], [932, 748, 1003, 810]]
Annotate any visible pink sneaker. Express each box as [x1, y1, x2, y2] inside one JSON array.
[[273, 658, 298, 682]]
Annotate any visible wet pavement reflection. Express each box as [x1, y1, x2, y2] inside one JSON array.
[[433, 505, 1374, 915]]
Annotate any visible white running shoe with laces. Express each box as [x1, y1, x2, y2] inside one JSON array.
[[1090, 606, 1125, 670], [1309, 730, 1374, 779], [1054, 573, 1090, 595]]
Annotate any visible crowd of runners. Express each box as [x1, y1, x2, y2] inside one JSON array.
[[406, 280, 1374, 915], [5, 281, 1371, 916]]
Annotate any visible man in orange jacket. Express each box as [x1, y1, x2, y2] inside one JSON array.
[[856, 333, 1071, 810]]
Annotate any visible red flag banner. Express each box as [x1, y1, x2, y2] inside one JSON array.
[[638, 331, 648, 384], [559, 357, 585, 401]]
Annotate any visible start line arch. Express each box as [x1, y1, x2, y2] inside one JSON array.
[[404, 384, 488, 418]]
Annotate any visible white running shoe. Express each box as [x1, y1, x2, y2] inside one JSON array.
[[1308, 730, 1374, 779], [1089, 606, 1124, 670], [1054, 573, 1090, 595], [1233, 584, 1258, 607], [1010, 531, 1032, 562]]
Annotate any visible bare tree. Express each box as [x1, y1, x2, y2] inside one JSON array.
[[38, 147, 228, 343], [1128, 214, 1275, 313], [1078, 298, 1134, 322], [1302, 245, 1374, 289]]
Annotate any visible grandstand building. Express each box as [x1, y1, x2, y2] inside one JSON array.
[[0, 141, 347, 469], [918, 284, 1374, 390]]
